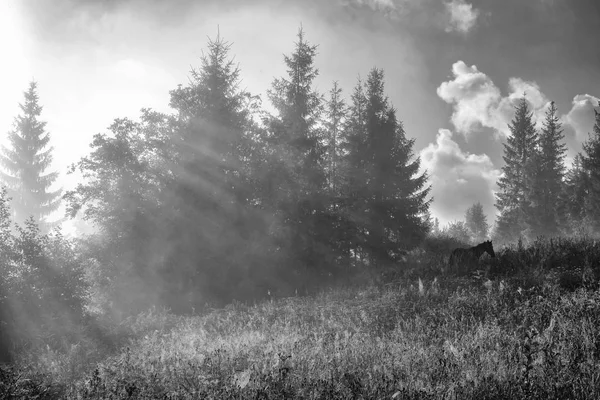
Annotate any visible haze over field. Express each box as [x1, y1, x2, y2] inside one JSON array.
[[3, 2, 600, 397], [0, 0, 599, 230]]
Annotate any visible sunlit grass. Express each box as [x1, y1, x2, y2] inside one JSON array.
[[4, 237, 600, 399]]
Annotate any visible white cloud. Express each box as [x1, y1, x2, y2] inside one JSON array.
[[437, 61, 551, 137], [444, 0, 480, 33], [420, 129, 501, 227], [563, 94, 600, 143], [341, 0, 397, 13]]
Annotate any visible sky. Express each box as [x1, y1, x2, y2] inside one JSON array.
[[0, 0, 599, 234]]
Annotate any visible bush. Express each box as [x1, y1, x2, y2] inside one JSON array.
[[0, 188, 88, 364]]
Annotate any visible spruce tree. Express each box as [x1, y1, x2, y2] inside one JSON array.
[[343, 68, 431, 266], [0, 82, 61, 231], [339, 77, 368, 262], [495, 97, 538, 243], [465, 202, 489, 243], [536, 101, 567, 236], [558, 154, 589, 234], [581, 103, 600, 231], [324, 81, 346, 195], [265, 27, 329, 274], [166, 32, 258, 307]]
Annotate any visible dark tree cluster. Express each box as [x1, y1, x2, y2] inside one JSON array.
[[0, 188, 86, 364], [2, 27, 598, 332], [434, 97, 599, 247], [53, 28, 432, 312], [494, 98, 600, 243]]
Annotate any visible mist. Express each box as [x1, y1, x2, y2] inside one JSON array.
[[1, 0, 600, 397]]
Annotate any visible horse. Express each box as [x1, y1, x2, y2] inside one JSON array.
[[448, 240, 496, 270]]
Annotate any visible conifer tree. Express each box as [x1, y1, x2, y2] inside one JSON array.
[[165, 32, 259, 307], [581, 103, 600, 231], [343, 68, 431, 266], [536, 101, 567, 236], [324, 81, 346, 195], [0, 82, 61, 231], [465, 202, 489, 242], [558, 154, 588, 234], [495, 97, 538, 243], [337, 77, 368, 262], [343, 76, 369, 212], [265, 27, 329, 273]]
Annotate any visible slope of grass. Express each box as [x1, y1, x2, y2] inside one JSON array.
[[4, 237, 600, 399]]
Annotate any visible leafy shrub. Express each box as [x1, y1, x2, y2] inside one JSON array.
[[0, 188, 88, 364]]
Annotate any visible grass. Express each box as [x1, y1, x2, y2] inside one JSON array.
[[4, 237, 600, 399]]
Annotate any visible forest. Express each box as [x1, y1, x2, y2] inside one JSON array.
[[1, 27, 600, 399]]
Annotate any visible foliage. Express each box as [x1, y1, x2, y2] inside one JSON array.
[[495, 98, 539, 243], [0, 82, 62, 232], [534, 101, 567, 237], [465, 202, 489, 243], [0, 187, 87, 365], [5, 237, 599, 399], [558, 154, 590, 235], [164, 31, 267, 310], [441, 220, 472, 245], [341, 69, 431, 267], [324, 81, 347, 195], [581, 103, 600, 232], [262, 27, 334, 277]]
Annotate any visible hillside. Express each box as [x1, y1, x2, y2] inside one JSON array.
[[3, 237, 600, 399]]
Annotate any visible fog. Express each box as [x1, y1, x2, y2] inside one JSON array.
[[0, 0, 599, 382]]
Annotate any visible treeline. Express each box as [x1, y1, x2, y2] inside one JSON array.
[[1, 27, 600, 324], [495, 97, 600, 242], [1, 29, 433, 318], [433, 98, 600, 245]]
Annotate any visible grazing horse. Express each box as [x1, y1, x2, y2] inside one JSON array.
[[449, 240, 496, 268]]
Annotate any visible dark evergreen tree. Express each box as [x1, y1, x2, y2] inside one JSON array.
[[324, 81, 347, 195], [535, 101, 567, 237], [0, 82, 61, 231], [581, 103, 600, 232], [341, 77, 368, 257], [558, 154, 589, 235], [465, 202, 489, 243], [264, 27, 332, 277], [342, 68, 431, 266], [166, 32, 261, 307], [495, 98, 538, 243]]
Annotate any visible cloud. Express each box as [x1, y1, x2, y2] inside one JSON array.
[[420, 129, 501, 227], [437, 61, 551, 137], [563, 94, 600, 143], [444, 0, 480, 33], [351, 0, 396, 10]]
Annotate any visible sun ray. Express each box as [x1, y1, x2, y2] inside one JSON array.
[[0, 0, 32, 148]]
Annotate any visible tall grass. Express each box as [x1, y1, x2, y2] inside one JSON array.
[[4, 237, 600, 399]]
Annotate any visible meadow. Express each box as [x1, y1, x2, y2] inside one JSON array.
[[2, 236, 600, 399]]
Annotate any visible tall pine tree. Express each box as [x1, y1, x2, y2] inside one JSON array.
[[581, 102, 600, 232], [343, 68, 430, 266], [324, 81, 346, 195], [558, 154, 589, 235], [165, 32, 259, 308], [536, 101, 567, 236], [0, 81, 61, 232], [495, 97, 538, 243], [265, 27, 330, 275]]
